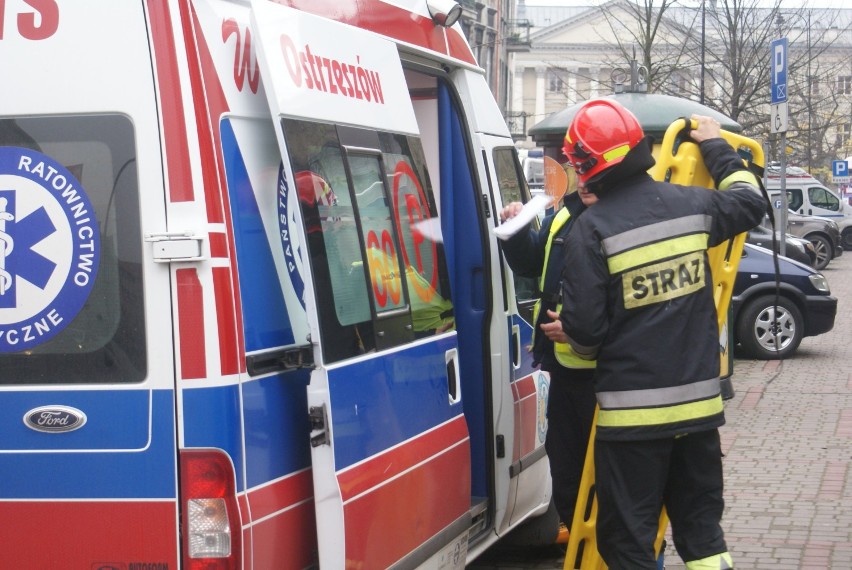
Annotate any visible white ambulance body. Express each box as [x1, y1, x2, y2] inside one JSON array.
[[0, 1, 553, 567]]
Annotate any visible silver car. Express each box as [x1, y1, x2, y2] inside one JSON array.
[[786, 211, 843, 270]]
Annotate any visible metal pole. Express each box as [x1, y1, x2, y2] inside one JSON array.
[[700, 0, 706, 104], [780, 134, 788, 257]]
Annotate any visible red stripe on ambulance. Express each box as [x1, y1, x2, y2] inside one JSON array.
[[513, 375, 539, 460], [246, 470, 318, 569], [342, 441, 470, 568], [146, 0, 195, 202], [0, 500, 178, 568], [177, 268, 207, 379]]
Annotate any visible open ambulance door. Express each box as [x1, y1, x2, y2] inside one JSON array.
[[477, 134, 552, 531], [251, 2, 472, 567]]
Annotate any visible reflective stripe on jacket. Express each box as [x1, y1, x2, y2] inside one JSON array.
[[536, 208, 596, 369]]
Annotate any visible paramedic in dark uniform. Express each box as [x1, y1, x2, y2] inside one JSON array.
[[541, 101, 766, 569], [498, 181, 598, 531]]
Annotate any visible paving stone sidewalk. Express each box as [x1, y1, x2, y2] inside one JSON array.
[[664, 251, 852, 568]]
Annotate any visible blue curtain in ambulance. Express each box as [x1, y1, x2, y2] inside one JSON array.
[[438, 82, 489, 499]]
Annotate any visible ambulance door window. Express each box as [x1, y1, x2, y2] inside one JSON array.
[[282, 119, 376, 363], [0, 115, 145, 384], [346, 151, 414, 349], [492, 147, 537, 310]]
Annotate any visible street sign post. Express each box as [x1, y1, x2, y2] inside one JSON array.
[[770, 37, 789, 256]]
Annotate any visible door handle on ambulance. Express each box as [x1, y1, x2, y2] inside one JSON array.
[[511, 323, 521, 370], [145, 231, 205, 262], [446, 349, 461, 404]]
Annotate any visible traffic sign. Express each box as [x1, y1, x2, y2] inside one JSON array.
[[832, 160, 850, 184], [770, 38, 788, 104], [770, 102, 788, 134]]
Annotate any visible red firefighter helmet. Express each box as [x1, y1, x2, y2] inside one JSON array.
[[562, 99, 644, 184]]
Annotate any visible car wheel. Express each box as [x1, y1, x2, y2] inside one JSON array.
[[843, 227, 852, 250], [736, 295, 804, 359], [807, 234, 832, 270]]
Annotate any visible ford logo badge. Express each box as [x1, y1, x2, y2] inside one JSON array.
[[23, 406, 87, 433]]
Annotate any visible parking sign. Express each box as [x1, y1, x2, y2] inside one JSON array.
[[770, 38, 788, 104], [832, 160, 850, 184]]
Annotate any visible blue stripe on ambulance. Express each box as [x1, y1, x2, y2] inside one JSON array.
[[326, 336, 461, 469], [3, 389, 176, 499], [221, 119, 296, 351]]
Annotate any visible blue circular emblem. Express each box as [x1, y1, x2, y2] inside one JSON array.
[[0, 147, 100, 353]]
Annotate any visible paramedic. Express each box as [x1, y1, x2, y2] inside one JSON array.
[[499, 182, 598, 529], [542, 101, 766, 569]]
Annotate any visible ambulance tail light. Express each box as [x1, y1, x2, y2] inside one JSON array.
[[180, 449, 242, 569]]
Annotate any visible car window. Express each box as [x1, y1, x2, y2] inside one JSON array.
[[808, 186, 839, 211], [786, 188, 803, 211]]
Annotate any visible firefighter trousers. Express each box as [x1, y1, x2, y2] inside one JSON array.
[[544, 366, 597, 526], [594, 428, 730, 569]]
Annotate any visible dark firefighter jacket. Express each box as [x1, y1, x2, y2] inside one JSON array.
[[501, 191, 592, 372], [559, 137, 767, 441]]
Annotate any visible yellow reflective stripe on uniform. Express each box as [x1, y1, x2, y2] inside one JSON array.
[[554, 341, 597, 367], [608, 234, 709, 274], [718, 169, 758, 191], [539, 208, 572, 290], [552, 302, 597, 368], [597, 395, 723, 428], [597, 377, 720, 409], [685, 551, 734, 570], [603, 215, 711, 256]]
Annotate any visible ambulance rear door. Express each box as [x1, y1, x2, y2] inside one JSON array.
[[0, 1, 178, 567], [250, 2, 472, 568]]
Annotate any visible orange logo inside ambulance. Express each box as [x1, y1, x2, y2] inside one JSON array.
[[392, 160, 439, 305]]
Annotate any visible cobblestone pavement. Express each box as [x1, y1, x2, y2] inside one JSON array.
[[469, 251, 852, 569]]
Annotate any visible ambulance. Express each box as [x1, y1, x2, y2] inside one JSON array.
[[0, 0, 556, 568]]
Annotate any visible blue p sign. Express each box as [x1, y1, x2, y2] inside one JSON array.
[[770, 38, 788, 104], [833, 160, 848, 177]]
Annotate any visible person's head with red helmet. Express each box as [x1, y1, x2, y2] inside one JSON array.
[[562, 99, 654, 193]]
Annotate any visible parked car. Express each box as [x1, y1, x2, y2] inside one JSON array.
[[745, 223, 817, 268], [785, 210, 842, 270], [732, 243, 837, 359]]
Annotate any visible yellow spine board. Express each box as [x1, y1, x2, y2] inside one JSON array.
[[564, 119, 764, 569]]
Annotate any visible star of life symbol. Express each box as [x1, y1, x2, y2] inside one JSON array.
[[0, 191, 57, 307], [0, 147, 99, 352]]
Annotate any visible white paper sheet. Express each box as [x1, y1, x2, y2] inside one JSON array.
[[493, 194, 550, 241]]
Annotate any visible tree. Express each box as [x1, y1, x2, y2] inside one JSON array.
[[606, 0, 852, 175], [597, 0, 685, 93]]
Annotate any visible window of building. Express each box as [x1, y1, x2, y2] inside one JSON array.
[[836, 123, 851, 150], [837, 75, 852, 95]]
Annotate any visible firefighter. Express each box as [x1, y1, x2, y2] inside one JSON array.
[[499, 181, 598, 531], [540, 101, 766, 569]]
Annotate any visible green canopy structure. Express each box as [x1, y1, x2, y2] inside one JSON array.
[[528, 93, 741, 154]]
